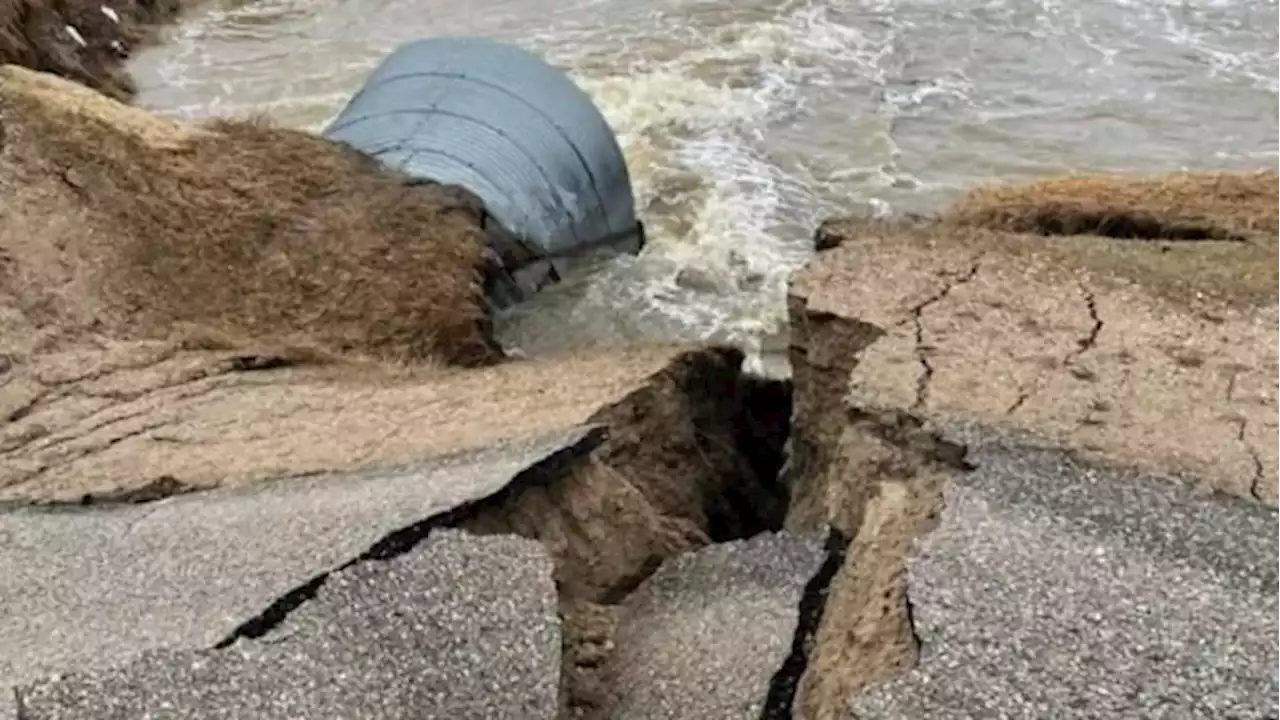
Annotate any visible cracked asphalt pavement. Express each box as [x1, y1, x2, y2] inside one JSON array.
[[607, 531, 826, 719], [16, 530, 562, 719], [791, 219, 1279, 504], [852, 429, 1279, 719], [0, 426, 598, 689], [906, 260, 982, 412]]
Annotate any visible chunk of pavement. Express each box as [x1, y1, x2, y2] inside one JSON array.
[[851, 436, 1279, 719], [791, 215, 1279, 506], [17, 530, 561, 719], [606, 531, 826, 719], [0, 426, 600, 688]]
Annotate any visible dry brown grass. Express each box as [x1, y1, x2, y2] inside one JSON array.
[[926, 170, 1280, 308], [0, 0, 184, 100], [0, 65, 500, 366], [947, 169, 1278, 238]]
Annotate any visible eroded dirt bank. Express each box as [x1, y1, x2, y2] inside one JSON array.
[[0, 66, 499, 374], [0, 66, 514, 500], [794, 172, 1278, 507]]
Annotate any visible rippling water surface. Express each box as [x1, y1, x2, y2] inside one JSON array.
[[129, 0, 1279, 367]]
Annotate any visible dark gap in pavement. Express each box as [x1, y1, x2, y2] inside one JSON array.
[[758, 527, 849, 719], [204, 352, 800, 714], [705, 374, 794, 542], [213, 426, 609, 647]]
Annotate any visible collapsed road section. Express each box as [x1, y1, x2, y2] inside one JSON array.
[[6, 224, 1274, 717], [0, 343, 799, 718], [1, 58, 1276, 719], [770, 204, 1277, 718]]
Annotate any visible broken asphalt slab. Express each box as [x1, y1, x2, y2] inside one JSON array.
[[0, 342, 691, 503], [0, 425, 600, 689], [603, 531, 826, 719], [792, 216, 1279, 506], [782, 202, 1278, 719], [850, 431, 1279, 719], [2, 343, 787, 717], [15, 530, 561, 720]]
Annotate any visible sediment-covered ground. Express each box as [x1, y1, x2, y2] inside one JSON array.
[[0, 64, 1276, 719]]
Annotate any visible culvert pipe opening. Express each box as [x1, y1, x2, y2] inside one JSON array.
[[322, 37, 647, 310]]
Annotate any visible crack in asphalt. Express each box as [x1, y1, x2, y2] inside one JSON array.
[[1063, 281, 1103, 367], [1221, 415, 1266, 502], [990, 282, 1270, 503], [1222, 369, 1266, 502], [910, 262, 981, 411], [1246, 447, 1265, 503], [1006, 279, 1103, 415], [759, 527, 849, 720], [1004, 391, 1031, 415], [11, 684, 26, 720], [213, 426, 608, 649]]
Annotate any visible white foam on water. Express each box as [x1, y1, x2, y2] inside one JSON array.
[[132, 0, 887, 359], [495, 1, 912, 354]]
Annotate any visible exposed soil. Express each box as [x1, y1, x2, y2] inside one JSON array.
[[0, 0, 184, 100], [767, 172, 1278, 715], [798, 212, 1277, 505], [438, 278, 975, 720], [0, 343, 712, 502], [0, 66, 499, 369], [462, 347, 793, 718], [774, 279, 975, 719], [943, 170, 1279, 307], [0, 121, 802, 708], [0, 72, 802, 705]]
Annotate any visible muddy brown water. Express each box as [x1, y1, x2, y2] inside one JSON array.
[[127, 0, 1279, 370]]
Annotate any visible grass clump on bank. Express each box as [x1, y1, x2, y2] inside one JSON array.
[[0, 65, 500, 366], [939, 170, 1279, 308]]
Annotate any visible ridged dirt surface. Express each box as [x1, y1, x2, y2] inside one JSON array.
[[777, 210, 1277, 720], [792, 217, 1277, 506]]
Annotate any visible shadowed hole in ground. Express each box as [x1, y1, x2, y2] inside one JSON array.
[[1024, 210, 1248, 242], [704, 373, 793, 541]]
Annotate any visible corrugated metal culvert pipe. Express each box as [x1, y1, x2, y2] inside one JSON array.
[[323, 37, 645, 308]]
